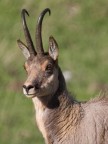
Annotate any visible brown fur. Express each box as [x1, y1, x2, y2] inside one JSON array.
[[17, 8, 108, 144], [32, 68, 108, 144], [20, 38, 108, 144]]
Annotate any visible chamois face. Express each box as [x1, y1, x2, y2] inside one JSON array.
[[17, 8, 59, 98], [23, 55, 59, 98]]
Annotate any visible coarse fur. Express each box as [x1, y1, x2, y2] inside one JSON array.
[[17, 8, 108, 144], [32, 70, 108, 144]]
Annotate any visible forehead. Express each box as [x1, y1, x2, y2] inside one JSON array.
[[26, 55, 54, 67]]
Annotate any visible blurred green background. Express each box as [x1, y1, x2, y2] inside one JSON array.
[[0, 0, 108, 143]]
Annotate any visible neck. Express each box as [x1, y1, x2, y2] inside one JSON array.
[[31, 68, 82, 144]]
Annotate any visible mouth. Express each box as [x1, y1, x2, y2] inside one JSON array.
[[23, 88, 46, 98], [23, 88, 38, 98], [24, 93, 36, 98]]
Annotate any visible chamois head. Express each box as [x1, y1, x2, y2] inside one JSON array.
[[17, 8, 59, 98]]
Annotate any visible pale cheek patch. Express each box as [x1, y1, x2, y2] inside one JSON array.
[[41, 69, 59, 95], [41, 75, 54, 88]]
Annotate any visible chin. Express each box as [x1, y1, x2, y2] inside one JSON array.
[[25, 94, 36, 98]]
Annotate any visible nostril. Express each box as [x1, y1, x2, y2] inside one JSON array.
[[27, 85, 34, 90], [23, 85, 27, 89], [23, 85, 34, 93]]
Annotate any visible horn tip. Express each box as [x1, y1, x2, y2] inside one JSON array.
[[45, 8, 51, 16], [21, 9, 29, 17]]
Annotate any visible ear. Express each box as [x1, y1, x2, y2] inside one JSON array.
[[17, 39, 30, 59], [48, 36, 59, 60]]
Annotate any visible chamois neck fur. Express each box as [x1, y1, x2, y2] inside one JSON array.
[[32, 67, 83, 144]]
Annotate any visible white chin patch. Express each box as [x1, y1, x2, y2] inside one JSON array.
[[23, 88, 27, 95], [23, 88, 36, 98]]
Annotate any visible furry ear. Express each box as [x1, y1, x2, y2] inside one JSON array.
[[48, 36, 58, 60], [17, 39, 30, 59]]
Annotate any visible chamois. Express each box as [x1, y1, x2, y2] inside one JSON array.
[[17, 8, 108, 144]]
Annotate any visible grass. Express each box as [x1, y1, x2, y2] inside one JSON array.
[[0, 0, 108, 143]]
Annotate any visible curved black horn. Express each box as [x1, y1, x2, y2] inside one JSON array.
[[21, 9, 36, 56], [36, 8, 51, 55]]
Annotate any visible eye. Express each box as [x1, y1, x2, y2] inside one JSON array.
[[45, 63, 53, 75]]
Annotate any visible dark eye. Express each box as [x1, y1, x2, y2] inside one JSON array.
[[45, 63, 53, 75]]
